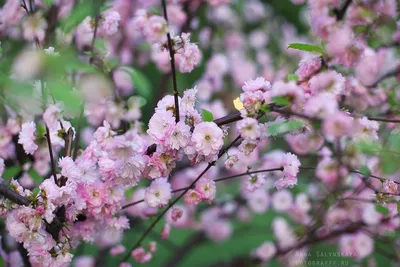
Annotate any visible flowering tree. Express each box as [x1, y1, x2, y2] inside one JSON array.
[[0, 0, 400, 266]]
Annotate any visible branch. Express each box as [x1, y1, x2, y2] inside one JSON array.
[[275, 215, 397, 257], [333, 0, 353, 21], [161, 0, 180, 123], [0, 184, 30, 206], [120, 134, 244, 262], [122, 167, 283, 209], [89, 0, 101, 65], [73, 104, 84, 160], [162, 232, 205, 267], [44, 126, 58, 186], [367, 67, 400, 88]]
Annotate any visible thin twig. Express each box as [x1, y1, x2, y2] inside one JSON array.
[[45, 125, 58, 186], [122, 167, 283, 209], [161, 0, 180, 123], [73, 104, 84, 160], [89, 0, 101, 64], [333, 0, 353, 21], [120, 134, 243, 262], [367, 67, 400, 88]]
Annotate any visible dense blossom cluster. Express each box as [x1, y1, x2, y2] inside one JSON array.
[[0, 0, 399, 266]]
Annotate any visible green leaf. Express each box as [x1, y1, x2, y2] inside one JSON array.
[[2, 166, 22, 180], [43, 0, 53, 6], [100, 5, 113, 13], [260, 104, 270, 114], [201, 109, 214, 122], [380, 152, 400, 175], [121, 67, 151, 99], [32, 188, 40, 198], [397, 201, 400, 215], [359, 165, 371, 177], [288, 43, 324, 54], [272, 96, 290, 106], [60, 1, 92, 33], [357, 141, 381, 155], [28, 169, 44, 184], [287, 74, 299, 82], [267, 121, 304, 136], [375, 204, 390, 215], [125, 187, 135, 199]]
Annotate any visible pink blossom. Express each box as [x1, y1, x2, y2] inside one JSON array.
[[303, 94, 338, 118], [110, 245, 126, 255], [131, 247, 152, 264], [224, 154, 239, 169], [246, 189, 269, 214], [383, 180, 398, 195], [282, 152, 300, 178], [147, 110, 176, 143], [253, 242, 276, 262], [309, 71, 345, 96], [113, 68, 134, 96], [18, 121, 38, 155], [165, 121, 191, 150], [175, 42, 202, 73], [340, 233, 373, 260], [145, 178, 172, 208], [245, 173, 266, 192], [191, 122, 224, 159], [354, 117, 379, 140], [237, 117, 262, 141], [322, 111, 353, 140], [161, 223, 171, 239], [242, 77, 271, 92], [295, 57, 322, 81], [272, 190, 293, 212], [195, 178, 216, 202], [0, 158, 4, 177], [171, 207, 183, 222], [100, 10, 121, 36], [184, 189, 202, 205], [144, 15, 168, 43], [43, 104, 63, 129]]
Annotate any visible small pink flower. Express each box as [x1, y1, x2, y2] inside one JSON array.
[[323, 111, 353, 140], [161, 223, 170, 240], [242, 77, 271, 92], [237, 117, 262, 141], [184, 189, 202, 205], [224, 154, 239, 169], [252, 241, 276, 262], [191, 122, 224, 159], [246, 174, 266, 192], [0, 158, 4, 177], [195, 178, 216, 202], [18, 121, 38, 155], [110, 245, 126, 256], [145, 178, 172, 208], [171, 208, 183, 222], [383, 180, 398, 195], [131, 247, 152, 264]]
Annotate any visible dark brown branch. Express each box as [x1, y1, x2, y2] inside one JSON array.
[[0, 184, 30, 206], [333, 0, 352, 21], [89, 0, 101, 64], [161, 0, 180, 123], [214, 111, 242, 126], [121, 134, 243, 262], [163, 232, 205, 267], [45, 126, 58, 186], [367, 117, 400, 123], [18, 243, 32, 267], [122, 167, 283, 209], [73, 104, 84, 160], [367, 67, 400, 88]]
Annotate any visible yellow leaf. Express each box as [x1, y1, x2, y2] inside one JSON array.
[[233, 97, 244, 111]]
